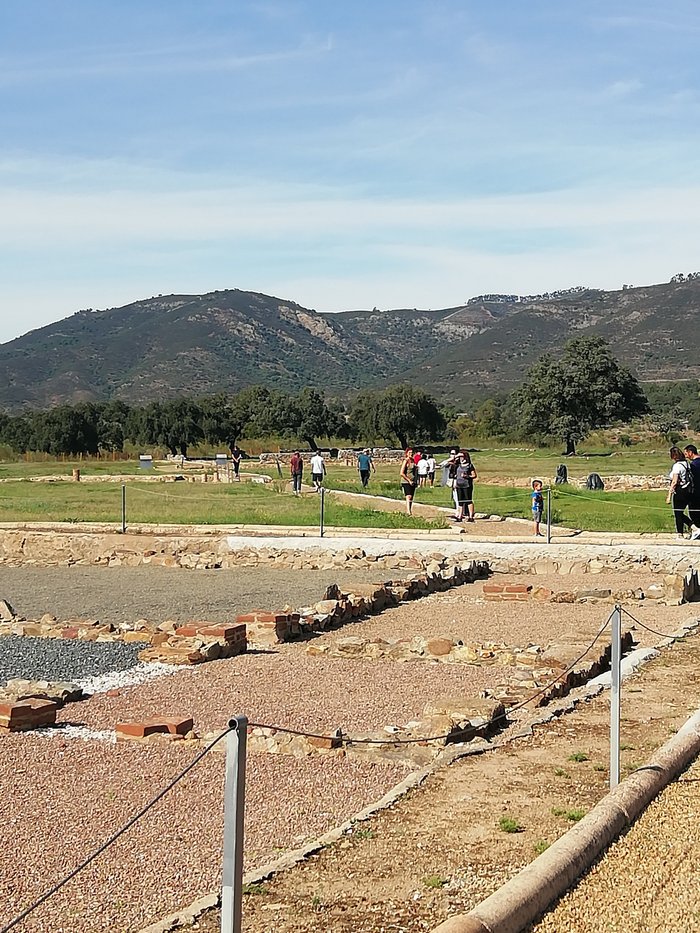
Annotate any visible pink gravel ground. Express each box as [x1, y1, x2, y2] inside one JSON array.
[[61, 647, 517, 736], [4, 571, 696, 933], [0, 735, 407, 933]]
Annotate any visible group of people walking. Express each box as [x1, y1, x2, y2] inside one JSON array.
[[400, 446, 475, 518], [668, 444, 700, 538]]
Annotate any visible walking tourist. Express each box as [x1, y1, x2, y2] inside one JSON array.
[[667, 446, 694, 537], [357, 448, 375, 487], [683, 444, 700, 538], [400, 447, 418, 515], [231, 446, 242, 481], [426, 451, 437, 486], [310, 450, 326, 491], [452, 449, 477, 523], [290, 451, 303, 495], [417, 453, 430, 487], [531, 479, 544, 537]]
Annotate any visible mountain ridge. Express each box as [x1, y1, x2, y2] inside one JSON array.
[[1, 279, 699, 410]]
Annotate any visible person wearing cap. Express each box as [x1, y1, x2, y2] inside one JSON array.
[[356, 448, 375, 488]]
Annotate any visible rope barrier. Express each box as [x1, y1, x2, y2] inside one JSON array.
[[0, 727, 232, 933], [619, 606, 691, 641], [248, 611, 614, 746]]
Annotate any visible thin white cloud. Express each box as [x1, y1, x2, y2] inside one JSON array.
[[0, 37, 330, 85]]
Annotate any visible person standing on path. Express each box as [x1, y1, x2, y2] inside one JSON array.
[[426, 452, 437, 487], [667, 446, 694, 537], [531, 479, 544, 537], [417, 453, 430, 487], [310, 450, 326, 491], [290, 451, 303, 495], [452, 449, 477, 523], [400, 448, 418, 515], [683, 444, 700, 537], [231, 446, 242, 481], [357, 449, 375, 488]]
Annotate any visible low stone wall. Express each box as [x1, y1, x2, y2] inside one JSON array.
[[483, 570, 700, 606]]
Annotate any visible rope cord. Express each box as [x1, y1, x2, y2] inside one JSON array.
[[0, 727, 232, 933], [248, 612, 614, 746], [619, 605, 691, 641]]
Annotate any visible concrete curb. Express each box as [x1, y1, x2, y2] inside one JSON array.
[[430, 705, 700, 933]]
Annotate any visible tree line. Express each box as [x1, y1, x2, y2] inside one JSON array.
[[0, 385, 447, 458], [1, 336, 697, 458]]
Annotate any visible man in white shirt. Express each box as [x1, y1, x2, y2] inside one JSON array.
[[310, 451, 326, 490]]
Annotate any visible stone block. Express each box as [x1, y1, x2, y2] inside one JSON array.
[[123, 630, 152, 643], [116, 716, 194, 740], [0, 699, 58, 732], [425, 637, 454, 657]]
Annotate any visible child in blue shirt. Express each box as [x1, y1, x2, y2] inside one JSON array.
[[531, 479, 544, 537]]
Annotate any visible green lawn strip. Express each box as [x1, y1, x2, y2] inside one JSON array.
[[0, 482, 440, 529]]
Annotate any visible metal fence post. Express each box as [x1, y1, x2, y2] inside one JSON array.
[[546, 486, 552, 544], [221, 716, 248, 933], [319, 486, 325, 538], [610, 605, 622, 789], [121, 483, 126, 534]]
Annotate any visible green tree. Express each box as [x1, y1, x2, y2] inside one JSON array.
[[287, 388, 346, 450], [515, 336, 648, 454], [350, 384, 446, 449]]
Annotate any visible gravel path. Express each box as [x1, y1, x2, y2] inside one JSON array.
[[532, 754, 700, 932], [0, 636, 142, 685], [0, 736, 407, 933], [62, 645, 517, 736], [0, 565, 381, 625]]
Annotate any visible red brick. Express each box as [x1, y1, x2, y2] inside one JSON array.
[[503, 584, 532, 594], [199, 624, 246, 641], [115, 717, 194, 739], [307, 734, 343, 750], [0, 699, 58, 731], [482, 583, 505, 595], [236, 610, 288, 624], [61, 627, 79, 638]]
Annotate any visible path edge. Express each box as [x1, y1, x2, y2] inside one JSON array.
[[430, 705, 700, 933]]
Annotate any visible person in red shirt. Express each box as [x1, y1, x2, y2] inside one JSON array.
[[289, 451, 303, 495]]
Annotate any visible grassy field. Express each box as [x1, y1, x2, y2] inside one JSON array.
[[0, 480, 442, 530], [0, 450, 682, 534]]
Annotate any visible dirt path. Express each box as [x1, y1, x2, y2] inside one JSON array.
[[193, 629, 700, 933]]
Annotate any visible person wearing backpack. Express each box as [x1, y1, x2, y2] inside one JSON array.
[[666, 446, 694, 537], [683, 444, 700, 538], [452, 449, 477, 523]]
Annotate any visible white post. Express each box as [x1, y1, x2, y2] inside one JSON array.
[[610, 606, 622, 788], [320, 486, 325, 538], [121, 483, 126, 534], [221, 716, 248, 933], [546, 486, 552, 544]]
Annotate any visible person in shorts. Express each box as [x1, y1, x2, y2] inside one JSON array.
[[531, 479, 544, 537], [416, 453, 430, 487], [310, 451, 326, 491], [400, 447, 418, 515]]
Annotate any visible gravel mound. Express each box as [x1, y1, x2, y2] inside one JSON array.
[[0, 636, 142, 686]]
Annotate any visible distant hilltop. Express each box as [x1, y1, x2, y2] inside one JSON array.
[[1, 277, 700, 411]]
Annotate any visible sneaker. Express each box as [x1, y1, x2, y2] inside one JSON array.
[[691, 527, 700, 540]]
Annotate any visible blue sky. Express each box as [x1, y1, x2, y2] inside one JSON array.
[[1, 0, 699, 342]]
